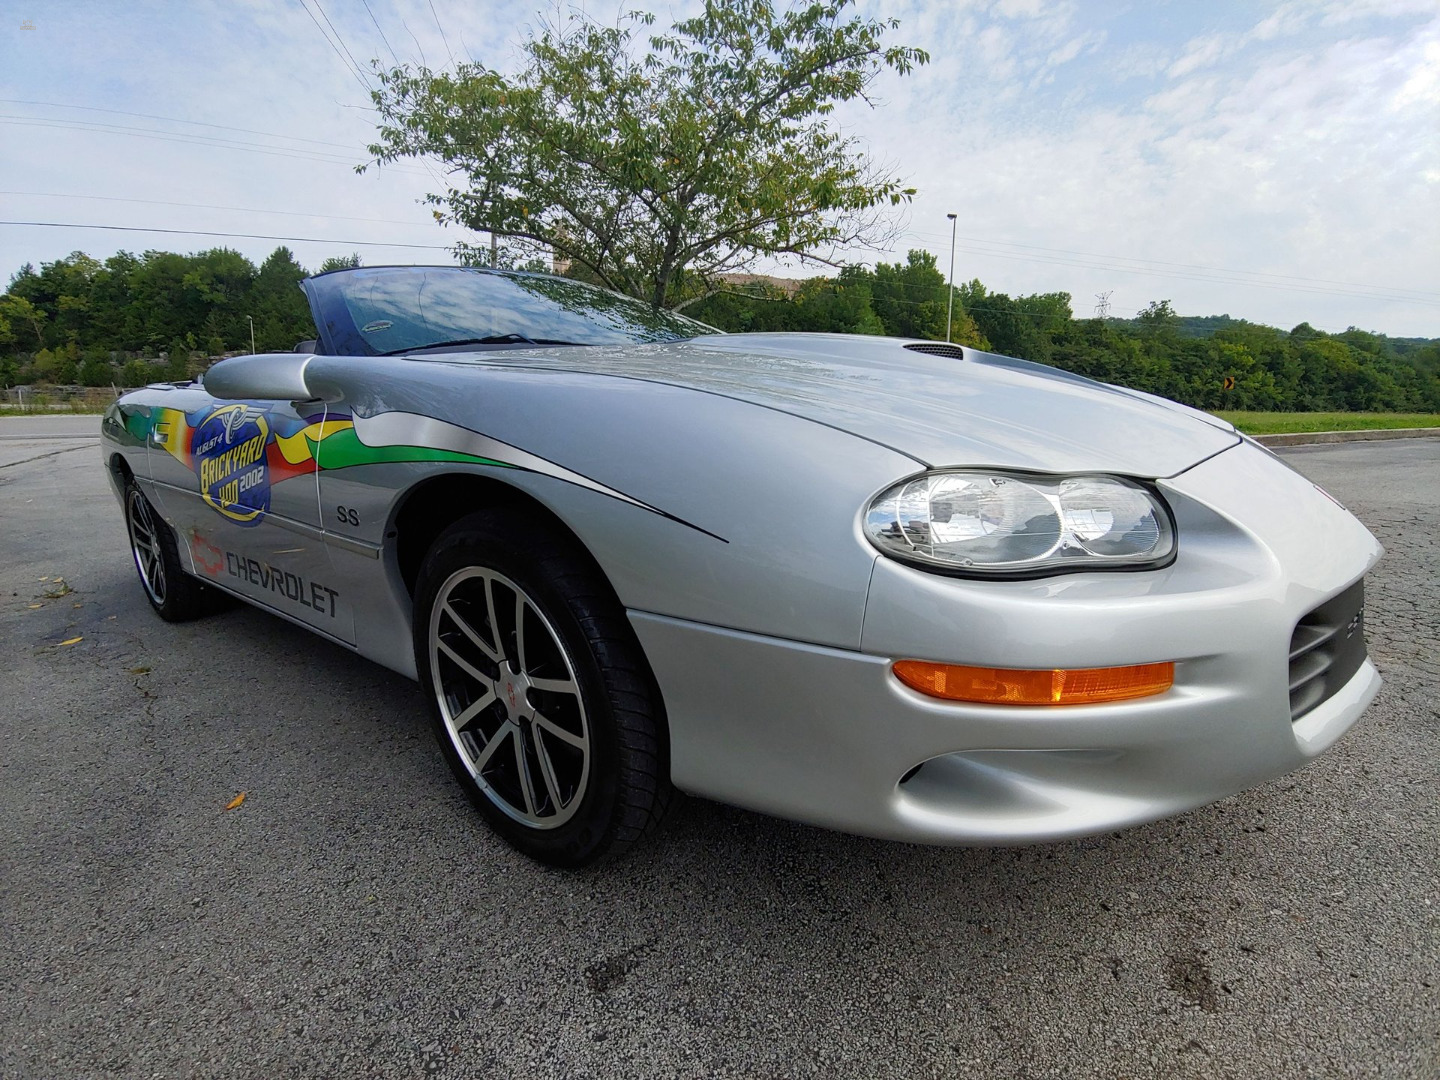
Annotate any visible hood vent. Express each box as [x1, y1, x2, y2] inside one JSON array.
[[904, 342, 967, 360]]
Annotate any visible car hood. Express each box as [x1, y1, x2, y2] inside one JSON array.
[[439, 332, 1241, 477]]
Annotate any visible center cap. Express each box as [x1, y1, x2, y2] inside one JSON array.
[[500, 666, 529, 720]]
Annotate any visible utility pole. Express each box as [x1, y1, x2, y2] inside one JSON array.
[[945, 213, 958, 343], [246, 315, 256, 355]]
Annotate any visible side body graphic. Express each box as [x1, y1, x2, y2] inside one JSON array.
[[141, 403, 681, 530]]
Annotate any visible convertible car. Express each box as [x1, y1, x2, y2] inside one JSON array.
[[101, 266, 1382, 866]]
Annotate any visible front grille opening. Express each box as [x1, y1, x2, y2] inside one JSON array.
[[904, 342, 967, 360], [1289, 579, 1367, 721]]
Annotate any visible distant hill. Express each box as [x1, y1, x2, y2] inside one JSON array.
[[1104, 313, 1437, 354]]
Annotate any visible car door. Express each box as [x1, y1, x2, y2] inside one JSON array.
[[145, 381, 356, 644]]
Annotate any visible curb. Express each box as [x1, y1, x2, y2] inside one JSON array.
[[1254, 427, 1440, 447]]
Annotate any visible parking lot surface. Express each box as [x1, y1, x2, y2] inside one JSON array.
[[1, 429, 1436, 1079]]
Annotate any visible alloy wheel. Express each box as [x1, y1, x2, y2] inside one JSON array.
[[428, 567, 591, 829], [126, 488, 167, 607]]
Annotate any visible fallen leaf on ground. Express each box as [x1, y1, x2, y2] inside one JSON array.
[[224, 792, 247, 811], [27, 603, 41, 609], [129, 666, 151, 675], [59, 636, 82, 646]]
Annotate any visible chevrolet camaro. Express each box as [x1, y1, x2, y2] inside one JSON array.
[[100, 265, 1382, 866]]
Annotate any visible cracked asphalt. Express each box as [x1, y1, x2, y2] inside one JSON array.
[[1, 422, 1436, 1079]]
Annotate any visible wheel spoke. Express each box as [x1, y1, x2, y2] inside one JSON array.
[[533, 709, 585, 749], [528, 675, 578, 697], [442, 601, 502, 664], [483, 572, 502, 661], [514, 592, 528, 674], [513, 727, 537, 816], [470, 720, 514, 773], [436, 637, 492, 687], [430, 566, 590, 829], [449, 686, 497, 732], [534, 728, 566, 811]]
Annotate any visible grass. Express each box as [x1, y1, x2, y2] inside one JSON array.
[[0, 405, 109, 417], [1214, 411, 1440, 435]]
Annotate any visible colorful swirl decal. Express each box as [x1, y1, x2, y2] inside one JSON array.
[[142, 403, 692, 531]]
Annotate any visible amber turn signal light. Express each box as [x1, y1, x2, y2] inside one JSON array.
[[892, 660, 1174, 706]]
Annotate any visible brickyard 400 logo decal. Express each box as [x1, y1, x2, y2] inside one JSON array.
[[149, 401, 319, 529], [146, 401, 677, 529], [193, 405, 271, 524]]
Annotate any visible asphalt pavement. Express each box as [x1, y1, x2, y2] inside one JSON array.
[[1, 432, 1436, 1079]]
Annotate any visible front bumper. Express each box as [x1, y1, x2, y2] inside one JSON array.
[[632, 441, 1384, 843]]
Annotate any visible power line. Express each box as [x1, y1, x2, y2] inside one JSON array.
[[361, 0, 401, 66], [428, 0, 458, 68], [0, 190, 432, 228], [0, 98, 361, 151], [312, 0, 372, 84], [899, 233, 1439, 307], [296, 0, 372, 95], [0, 116, 432, 177], [901, 227, 1440, 302], [715, 281, 1368, 332], [0, 115, 362, 166], [0, 221, 453, 250]]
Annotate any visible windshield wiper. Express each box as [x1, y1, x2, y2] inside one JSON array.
[[383, 333, 582, 355]]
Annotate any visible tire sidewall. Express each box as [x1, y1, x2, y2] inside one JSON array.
[[413, 517, 624, 866], [124, 483, 191, 622]]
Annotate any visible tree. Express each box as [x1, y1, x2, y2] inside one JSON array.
[[79, 354, 115, 387], [1135, 299, 1180, 340], [121, 359, 153, 388], [0, 294, 47, 347], [367, 0, 928, 309], [959, 280, 1048, 360], [165, 338, 191, 381], [252, 247, 316, 350], [318, 253, 361, 273]]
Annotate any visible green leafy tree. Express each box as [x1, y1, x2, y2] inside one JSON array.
[[252, 247, 317, 350], [959, 280, 1049, 360], [79, 354, 115, 387], [165, 338, 191, 381], [121, 359, 153, 387], [318, 253, 361, 273], [0, 294, 48, 347], [367, 0, 928, 309]]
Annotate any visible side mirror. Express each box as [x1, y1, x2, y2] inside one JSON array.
[[203, 353, 317, 402]]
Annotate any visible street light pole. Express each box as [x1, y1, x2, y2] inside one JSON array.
[[945, 213, 958, 343], [246, 315, 256, 355]]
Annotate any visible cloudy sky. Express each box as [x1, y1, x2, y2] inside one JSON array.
[[2, 0, 1437, 335]]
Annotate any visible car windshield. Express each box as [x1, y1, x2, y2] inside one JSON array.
[[304, 266, 713, 356]]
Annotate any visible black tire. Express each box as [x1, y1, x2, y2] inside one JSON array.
[[413, 508, 671, 867], [124, 483, 219, 623]]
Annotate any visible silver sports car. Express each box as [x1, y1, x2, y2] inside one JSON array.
[[101, 265, 1382, 866]]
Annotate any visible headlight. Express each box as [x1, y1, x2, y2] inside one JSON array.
[[864, 470, 1175, 576]]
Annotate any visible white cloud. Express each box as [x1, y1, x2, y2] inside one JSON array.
[[1, 0, 1436, 336], [1167, 35, 1232, 79]]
